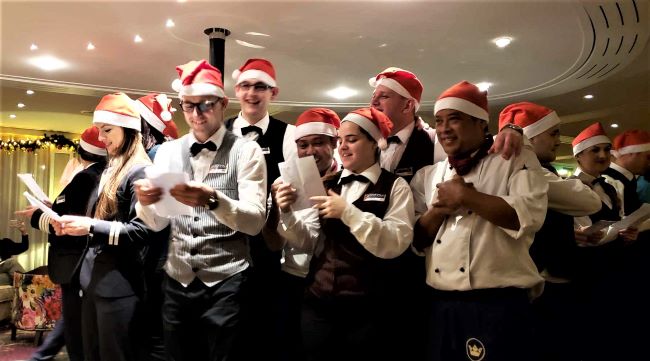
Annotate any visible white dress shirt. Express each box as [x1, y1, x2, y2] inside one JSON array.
[[232, 112, 297, 163], [544, 167, 602, 216], [573, 169, 622, 245]]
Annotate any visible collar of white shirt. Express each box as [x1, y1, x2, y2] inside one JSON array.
[[393, 121, 415, 145], [575, 168, 597, 183], [189, 126, 226, 157], [339, 162, 381, 185], [610, 162, 635, 181], [233, 112, 270, 135]]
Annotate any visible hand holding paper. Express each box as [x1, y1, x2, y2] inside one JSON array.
[[278, 156, 326, 211], [18, 173, 51, 202], [23, 191, 61, 222], [143, 167, 193, 217]]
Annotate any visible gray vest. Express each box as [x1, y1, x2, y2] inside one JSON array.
[[164, 131, 251, 285]]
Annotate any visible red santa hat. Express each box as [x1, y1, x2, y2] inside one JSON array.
[[369, 67, 423, 111], [294, 108, 341, 141], [572, 122, 611, 156], [498, 102, 561, 139], [611, 130, 650, 157], [232, 58, 277, 87], [93, 92, 141, 131], [172, 59, 226, 98], [79, 126, 107, 156], [341, 107, 393, 150], [134, 93, 179, 139], [434, 81, 489, 122]]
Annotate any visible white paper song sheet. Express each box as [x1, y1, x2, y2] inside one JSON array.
[[278, 156, 326, 211], [23, 191, 61, 222], [612, 203, 650, 231], [144, 167, 193, 217], [17, 173, 51, 203]]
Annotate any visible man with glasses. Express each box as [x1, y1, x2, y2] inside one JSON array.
[[225, 58, 297, 360], [135, 59, 267, 361]]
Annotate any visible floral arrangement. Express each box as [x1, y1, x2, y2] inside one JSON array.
[[12, 273, 62, 330], [0, 134, 78, 153]]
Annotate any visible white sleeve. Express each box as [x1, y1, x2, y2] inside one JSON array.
[[278, 207, 321, 252], [282, 124, 298, 163], [545, 168, 602, 216]]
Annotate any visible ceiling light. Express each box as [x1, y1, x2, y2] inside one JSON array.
[[26, 90, 34, 95], [379, 43, 388, 48], [86, 42, 95, 50], [30, 43, 38, 51], [476, 82, 492, 92], [245, 32, 270, 37], [134, 35, 143, 43], [166, 19, 175, 28], [493, 37, 512, 48], [326, 86, 358, 100], [9, 114, 16, 119], [611, 123, 619, 128], [584, 94, 594, 99], [17, 103, 25, 108], [177, 0, 187, 2], [28, 55, 68, 71], [235, 40, 265, 49]]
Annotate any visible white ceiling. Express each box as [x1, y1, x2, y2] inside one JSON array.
[[1, 0, 648, 162]]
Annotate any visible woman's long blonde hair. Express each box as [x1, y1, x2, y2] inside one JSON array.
[[94, 126, 151, 220]]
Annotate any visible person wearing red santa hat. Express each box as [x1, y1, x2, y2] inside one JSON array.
[[134, 93, 179, 160], [15, 126, 107, 361], [284, 107, 414, 361], [225, 57, 296, 360], [49, 93, 170, 361], [135, 59, 266, 361], [499, 102, 601, 361], [411, 81, 548, 361], [260, 107, 341, 361]]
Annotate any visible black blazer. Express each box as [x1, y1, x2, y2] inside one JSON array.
[[84, 165, 170, 298], [30, 162, 105, 284]]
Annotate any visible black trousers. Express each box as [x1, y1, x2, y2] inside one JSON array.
[[61, 282, 85, 361], [139, 269, 165, 361], [162, 270, 250, 361], [426, 287, 538, 361], [276, 272, 307, 361], [29, 313, 66, 361], [532, 281, 578, 361]]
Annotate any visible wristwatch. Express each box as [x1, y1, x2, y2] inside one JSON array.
[[204, 189, 219, 210], [500, 123, 524, 135]]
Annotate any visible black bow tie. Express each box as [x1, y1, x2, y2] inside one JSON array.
[[387, 135, 402, 145], [340, 174, 370, 185], [190, 141, 217, 156], [592, 177, 606, 186], [241, 126, 263, 138]]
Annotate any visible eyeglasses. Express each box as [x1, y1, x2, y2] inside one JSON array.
[[179, 99, 220, 113], [237, 82, 274, 92]]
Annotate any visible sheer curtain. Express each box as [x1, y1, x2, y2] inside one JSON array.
[[0, 144, 72, 271]]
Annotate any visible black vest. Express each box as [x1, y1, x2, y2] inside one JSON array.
[[393, 126, 435, 183], [603, 166, 641, 216], [307, 170, 397, 299], [225, 115, 288, 192]]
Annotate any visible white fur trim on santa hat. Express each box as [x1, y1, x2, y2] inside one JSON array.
[[612, 143, 650, 157], [294, 123, 338, 141], [93, 110, 141, 131], [155, 94, 173, 121], [133, 100, 166, 134], [233, 69, 276, 87], [79, 139, 107, 156], [434, 97, 489, 122], [342, 113, 382, 143], [524, 111, 561, 139], [371, 77, 420, 111], [572, 135, 610, 156], [179, 83, 225, 98]]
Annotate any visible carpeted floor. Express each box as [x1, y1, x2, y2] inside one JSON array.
[[0, 322, 68, 361]]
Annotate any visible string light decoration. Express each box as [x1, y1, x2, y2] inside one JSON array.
[[0, 134, 78, 153]]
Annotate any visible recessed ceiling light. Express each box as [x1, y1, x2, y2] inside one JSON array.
[[476, 82, 492, 92], [86, 42, 95, 50], [379, 43, 388, 48], [245, 32, 270, 37], [17, 103, 25, 108], [9, 114, 16, 119], [134, 35, 143, 43], [326, 86, 358, 100], [28, 55, 68, 71], [584, 94, 594, 99], [30, 43, 38, 51], [166, 19, 175, 28], [26, 90, 34, 95], [177, 0, 187, 2], [493, 37, 512, 48], [235, 40, 265, 49], [611, 123, 619, 128]]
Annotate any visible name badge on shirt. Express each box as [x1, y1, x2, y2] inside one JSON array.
[[260, 147, 271, 155], [209, 164, 228, 174], [394, 167, 414, 177], [55, 195, 66, 204], [363, 193, 386, 202]]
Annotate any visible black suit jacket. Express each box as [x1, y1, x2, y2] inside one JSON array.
[[30, 162, 105, 284]]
